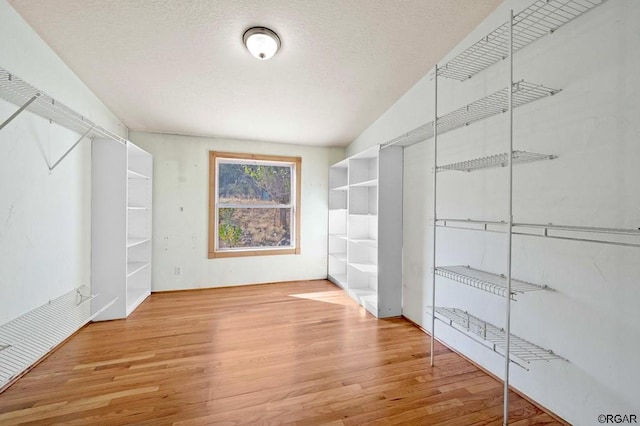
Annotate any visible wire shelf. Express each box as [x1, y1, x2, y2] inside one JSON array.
[[0, 67, 125, 144], [0, 287, 117, 391], [383, 122, 435, 148], [435, 219, 640, 248], [513, 222, 640, 248], [437, 150, 555, 172], [437, 81, 558, 133], [438, 0, 608, 81], [382, 81, 557, 149], [431, 307, 565, 367], [435, 265, 547, 300]]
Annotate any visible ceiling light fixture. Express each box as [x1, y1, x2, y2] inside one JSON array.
[[243, 27, 281, 60]]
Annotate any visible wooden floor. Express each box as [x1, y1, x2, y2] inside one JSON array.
[[0, 280, 565, 425]]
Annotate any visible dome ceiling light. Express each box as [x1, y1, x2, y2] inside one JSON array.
[[243, 27, 281, 60]]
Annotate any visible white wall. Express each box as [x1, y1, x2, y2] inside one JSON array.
[[130, 131, 344, 291], [348, 0, 640, 424], [0, 0, 126, 324]]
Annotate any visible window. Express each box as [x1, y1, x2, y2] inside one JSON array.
[[208, 152, 301, 258]]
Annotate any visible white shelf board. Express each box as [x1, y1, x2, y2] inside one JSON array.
[[348, 288, 376, 304], [127, 238, 151, 248], [350, 146, 379, 159], [350, 178, 378, 187], [329, 252, 347, 262], [331, 159, 349, 169], [349, 238, 378, 248], [127, 206, 151, 211], [330, 184, 349, 191], [329, 233, 348, 240], [127, 262, 150, 278], [329, 273, 348, 288], [349, 262, 378, 275], [127, 169, 150, 180]]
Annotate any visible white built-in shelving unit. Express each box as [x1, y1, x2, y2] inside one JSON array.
[[377, 0, 623, 424], [328, 145, 403, 318], [328, 158, 349, 288], [92, 139, 153, 321], [0, 66, 128, 390]]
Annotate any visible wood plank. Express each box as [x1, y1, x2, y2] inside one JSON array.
[[0, 280, 567, 425]]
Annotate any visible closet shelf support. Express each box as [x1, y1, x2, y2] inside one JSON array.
[[49, 127, 93, 171], [0, 93, 41, 131]]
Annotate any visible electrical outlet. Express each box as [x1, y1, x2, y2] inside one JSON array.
[[321, 257, 327, 266], [174, 266, 182, 276]]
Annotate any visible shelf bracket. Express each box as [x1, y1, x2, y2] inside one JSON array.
[[0, 93, 41, 131], [75, 285, 94, 306], [49, 127, 93, 171]]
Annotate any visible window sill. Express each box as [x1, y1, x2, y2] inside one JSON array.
[[209, 247, 301, 259]]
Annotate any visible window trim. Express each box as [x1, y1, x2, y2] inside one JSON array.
[[208, 151, 301, 259]]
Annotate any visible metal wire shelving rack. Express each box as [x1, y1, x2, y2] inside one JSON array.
[[382, 0, 607, 150], [0, 67, 127, 172], [434, 219, 640, 248], [0, 287, 116, 392], [429, 307, 564, 369], [434, 265, 547, 300], [438, 0, 607, 81], [424, 1, 619, 424], [375, 1, 611, 424], [0, 67, 125, 144], [436, 150, 555, 172], [381, 81, 558, 149]]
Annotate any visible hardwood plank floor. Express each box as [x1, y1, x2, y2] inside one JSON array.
[[0, 280, 565, 425]]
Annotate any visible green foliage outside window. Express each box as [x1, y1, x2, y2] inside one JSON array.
[[218, 222, 243, 247], [217, 163, 292, 249]]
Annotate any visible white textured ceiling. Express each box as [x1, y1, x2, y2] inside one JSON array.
[[8, 0, 501, 146]]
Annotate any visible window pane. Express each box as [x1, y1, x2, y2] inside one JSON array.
[[218, 163, 291, 204], [218, 208, 292, 248]]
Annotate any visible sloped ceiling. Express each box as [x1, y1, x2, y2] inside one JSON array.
[[8, 0, 502, 146]]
